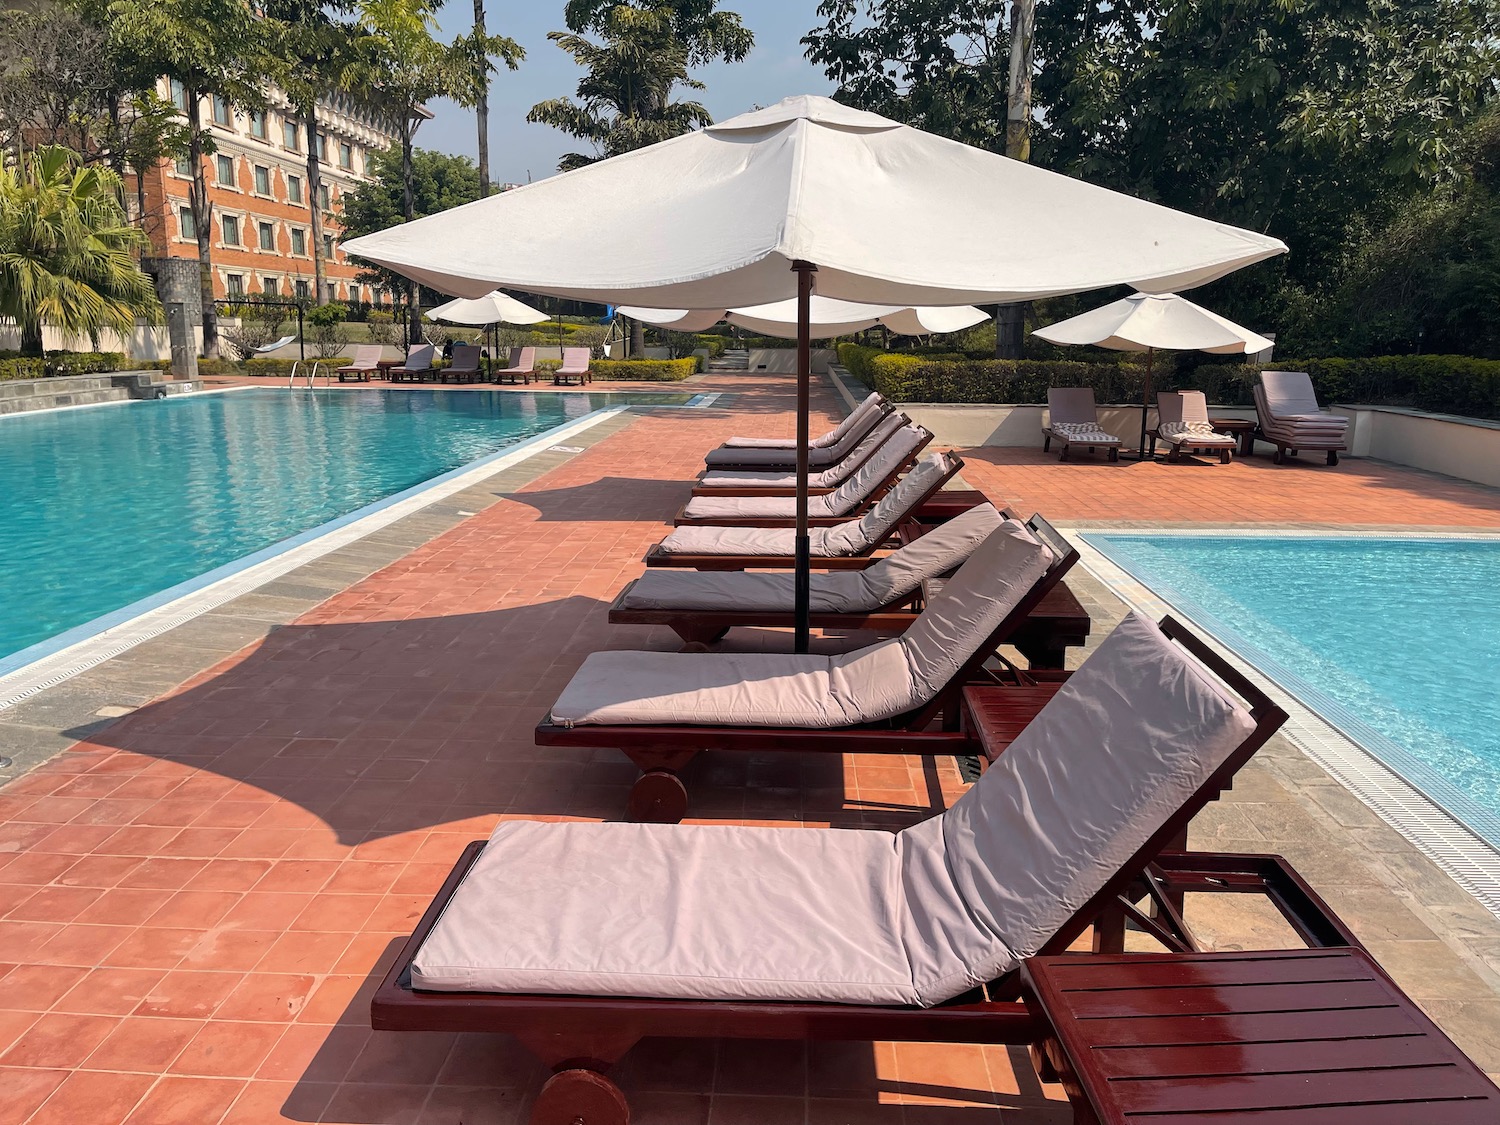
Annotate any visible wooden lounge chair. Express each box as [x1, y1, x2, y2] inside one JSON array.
[[1254, 369, 1349, 465], [612, 502, 1087, 662], [494, 346, 536, 385], [1042, 387, 1122, 462], [674, 425, 934, 527], [441, 344, 482, 384], [692, 410, 912, 496], [388, 343, 436, 384], [645, 452, 963, 570], [335, 344, 383, 383], [1149, 390, 1238, 463], [704, 392, 891, 470], [539, 514, 1078, 822], [374, 614, 1321, 1125], [554, 346, 592, 385]]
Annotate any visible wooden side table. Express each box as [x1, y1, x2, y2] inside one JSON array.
[[1021, 948, 1500, 1124], [1209, 416, 1257, 457]]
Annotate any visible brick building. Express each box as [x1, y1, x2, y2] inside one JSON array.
[[134, 80, 413, 305]]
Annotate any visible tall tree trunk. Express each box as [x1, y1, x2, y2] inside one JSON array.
[[474, 0, 491, 197], [630, 317, 644, 359], [20, 322, 44, 358], [186, 90, 219, 359], [995, 0, 1035, 360], [402, 119, 421, 341], [305, 104, 327, 304]]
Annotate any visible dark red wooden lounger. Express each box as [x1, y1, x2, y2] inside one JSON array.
[[687, 425, 931, 499]]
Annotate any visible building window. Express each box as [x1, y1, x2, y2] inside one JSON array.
[[295, 279, 310, 299], [318, 183, 330, 211], [173, 155, 192, 177], [313, 133, 326, 161], [325, 281, 337, 302], [291, 228, 306, 256], [339, 141, 352, 169], [283, 121, 299, 151], [212, 96, 231, 126], [259, 221, 275, 251], [169, 79, 187, 111], [216, 154, 234, 186], [222, 214, 240, 245], [253, 165, 270, 195], [226, 273, 244, 296], [179, 205, 196, 241], [286, 174, 303, 204], [263, 277, 279, 298], [249, 110, 267, 139], [322, 233, 334, 260]]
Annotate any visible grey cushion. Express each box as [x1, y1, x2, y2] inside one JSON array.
[[698, 413, 909, 490], [705, 396, 888, 467], [718, 393, 884, 450]]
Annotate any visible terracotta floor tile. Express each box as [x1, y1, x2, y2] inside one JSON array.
[[254, 930, 354, 975], [417, 1086, 527, 1125], [0, 1008, 38, 1055], [5, 884, 104, 923], [121, 1075, 245, 1125], [30, 922, 134, 967], [0, 852, 81, 886], [24, 1069, 154, 1125], [178, 928, 282, 972], [707, 1093, 807, 1125], [74, 887, 176, 927], [142, 890, 244, 930], [102, 927, 199, 970], [0, 963, 89, 1010], [0, 1066, 68, 1125], [214, 972, 319, 1022], [169, 1020, 288, 1077], [183, 859, 274, 892], [54, 967, 167, 1015], [133, 970, 244, 1019], [319, 1082, 430, 1125], [0, 1010, 120, 1067], [86, 1016, 204, 1072], [289, 894, 380, 933], [218, 1078, 336, 1125], [117, 858, 210, 891]]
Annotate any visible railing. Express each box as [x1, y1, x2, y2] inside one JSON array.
[[288, 360, 327, 388]]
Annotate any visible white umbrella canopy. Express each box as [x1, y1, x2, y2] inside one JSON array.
[[617, 296, 990, 339], [425, 291, 550, 326], [341, 95, 1286, 308], [1034, 292, 1274, 458]]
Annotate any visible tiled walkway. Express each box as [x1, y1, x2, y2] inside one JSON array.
[[1, 373, 1499, 1124]]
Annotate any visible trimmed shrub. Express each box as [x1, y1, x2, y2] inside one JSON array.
[[587, 357, 700, 381], [244, 357, 351, 377], [0, 351, 129, 381], [861, 356, 1151, 405]]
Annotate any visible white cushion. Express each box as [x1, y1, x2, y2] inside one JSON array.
[[1159, 421, 1235, 446], [417, 613, 1257, 1006], [1050, 421, 1119, 443], [1258, 370, 1325, 418]]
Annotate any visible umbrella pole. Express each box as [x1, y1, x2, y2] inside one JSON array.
[[793, 260, 816, 654], [1138, 347, 1154, 459]]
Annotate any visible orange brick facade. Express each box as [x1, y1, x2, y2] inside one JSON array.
[[133, 84, 403, 305]]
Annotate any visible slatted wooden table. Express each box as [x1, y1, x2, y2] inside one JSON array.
[[962, 683, 1068, 760], [1020, 948, 1500, 1124]]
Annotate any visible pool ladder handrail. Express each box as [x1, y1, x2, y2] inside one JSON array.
[[288, 360, 329, 389]]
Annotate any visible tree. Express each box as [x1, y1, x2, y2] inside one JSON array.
[[0, 146, 162, 356], [0, 8, 117, 161], [106, 0, 273, 358], [468, 0, 525, 196], [563, 0, 753, 65], [340, 145, 479, 301], [348, 0, 520, 338]]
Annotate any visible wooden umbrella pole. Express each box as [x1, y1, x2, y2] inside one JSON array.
[[1138, 347, 1154, 459], [793, 260, 816, 654]]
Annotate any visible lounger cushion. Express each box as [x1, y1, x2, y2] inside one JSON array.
[[1158, 422, 1235, 446], [681, 493, 851, 520], [1258, 370, 1326, 418], [620, 503, 1004, 613], [719, 393, 883, 450], [417, 613, 1257, 1006], [1048, 421, 1120, 444], [698, 414, 909, 490], [552, 518, 1050, 728], [706, 398, 886, 467]]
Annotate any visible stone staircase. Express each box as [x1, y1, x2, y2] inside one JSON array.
[[0, 372, 197, 415], [706, 349, 750, 373]]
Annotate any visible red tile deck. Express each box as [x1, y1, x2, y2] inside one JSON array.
[[1, 372, 1498, 1124]]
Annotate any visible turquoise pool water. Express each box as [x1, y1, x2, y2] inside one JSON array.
[[1086, 534, 1500, 847], [0, 388, 686, 668]]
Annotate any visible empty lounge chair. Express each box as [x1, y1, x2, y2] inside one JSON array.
[[645, 452, 963, 569], [374, 613, 1301, 1125], [1043, 387, 1122, 462], [336, 344, 383, 382], [694, 410, 912, 495], [1254, 370, 1349, 465], [388, 343, 436, 384], [441, 344, 482, 384], [493, 346, 536, 385], [540, 515, 1076, 821], [554, 346, 592, 385], [675, 424, 934, 526], [704, 392, 891, 469], [1150, 390, 1238, 463]]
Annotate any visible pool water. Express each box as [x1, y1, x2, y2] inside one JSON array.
[[1086, 534, 1500, 848], [0, 388, 684, 666]]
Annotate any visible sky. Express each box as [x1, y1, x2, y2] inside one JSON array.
[[422, 2, 835, 185]]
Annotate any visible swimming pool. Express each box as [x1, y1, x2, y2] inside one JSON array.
[[0, 388, 687, 669], [1086, 533, 1500, 848]]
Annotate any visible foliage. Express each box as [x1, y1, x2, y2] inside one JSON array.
[[0, 147, 161, 356], [587, 357, 700, 380], [245, 356, 352, 376], [0, 350, 128, 381], [306, 301, 349, 328], [1198, 356, 1500, 421], [340, 147, 481, 290], [0, 7, 118, 158], [563, 0, 752, 65], [527, 5, 715, 171], [365, 309, 397, 344], [304, 301, 349, 356]]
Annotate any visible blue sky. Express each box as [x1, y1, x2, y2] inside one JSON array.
[[423, 2, 835, 184]]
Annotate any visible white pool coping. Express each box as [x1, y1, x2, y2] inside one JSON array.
[[0, 403, 633, 712], [1067, 526, 1500, 918]]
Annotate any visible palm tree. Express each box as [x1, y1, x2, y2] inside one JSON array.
[[0, 146, 162, 356]]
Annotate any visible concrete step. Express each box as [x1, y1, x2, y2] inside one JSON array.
[[0, 386, 131, 414]]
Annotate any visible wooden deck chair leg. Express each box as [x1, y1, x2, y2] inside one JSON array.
[[1043, 434, 1051, 453], [622, 748, 699, 823], [516, 1031, 638, 1125], [670, 624, 731, 648], [1327, 450, 1339, 465]]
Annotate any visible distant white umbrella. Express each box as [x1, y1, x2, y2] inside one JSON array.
[[617, 297, 990, 339], [425, 291, 549, 326], [344, 95, 1286, 650], [1033, 292, 1274, 458]]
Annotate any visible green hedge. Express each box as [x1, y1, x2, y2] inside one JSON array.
[[243, 357, 351, 377], [586, 357, 700, 381], [0, 351, 128, 382]]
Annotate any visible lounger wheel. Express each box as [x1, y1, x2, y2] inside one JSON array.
[[627, 770, 688, 824], [531, 1068, 629, 1125], [1219, 449, 1232, 464], [1327, 450, 1339, 466]]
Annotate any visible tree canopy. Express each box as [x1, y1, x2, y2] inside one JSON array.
[[339, 146, 480, 291]]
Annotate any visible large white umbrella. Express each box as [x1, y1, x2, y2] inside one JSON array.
[[617, 296, 990, 339], [1033, 292, 1273, 458], [343, 94, 1286, 651], [425, 290, 550, 326]]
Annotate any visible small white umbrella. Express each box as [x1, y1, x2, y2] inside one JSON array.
[[1033, 292, 1273, 458], [617, 296, 989, 339], [425, 291, 549, 326], [345, 95, 1287, 651]]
